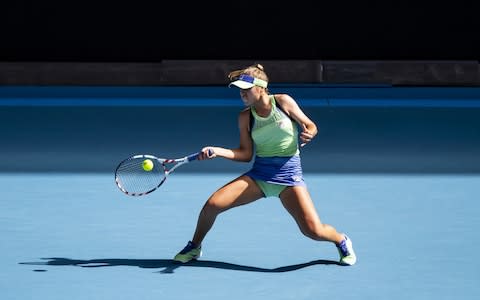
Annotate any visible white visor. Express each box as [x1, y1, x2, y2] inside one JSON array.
[[228, 74, 268, 89]]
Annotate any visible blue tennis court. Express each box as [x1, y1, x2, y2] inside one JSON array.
[[2, 173, 480, 300], [1, 86, 480, 300]]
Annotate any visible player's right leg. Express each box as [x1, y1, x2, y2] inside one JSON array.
[[173, 175, 263, 263]]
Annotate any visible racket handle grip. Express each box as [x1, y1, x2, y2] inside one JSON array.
[[187, 152, 200, 161], [187, 149, 214, 161]]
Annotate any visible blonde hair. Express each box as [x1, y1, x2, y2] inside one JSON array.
[[228, 63, 269, 86]]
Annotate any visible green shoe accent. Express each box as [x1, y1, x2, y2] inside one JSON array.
[[337, 234, 357, 266], [173, 241, 202, 263]]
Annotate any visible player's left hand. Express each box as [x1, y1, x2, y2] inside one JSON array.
[[300, 123, 315, 147]]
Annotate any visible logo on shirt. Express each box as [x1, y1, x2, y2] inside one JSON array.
[[277, 119, 290, 130]]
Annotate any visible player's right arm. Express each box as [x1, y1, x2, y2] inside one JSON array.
[[198, 108, 253, 162]]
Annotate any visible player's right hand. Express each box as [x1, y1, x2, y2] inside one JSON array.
[[199, 147, 215, 160]]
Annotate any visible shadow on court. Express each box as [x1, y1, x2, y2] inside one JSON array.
[[20, 257, 342, 273]]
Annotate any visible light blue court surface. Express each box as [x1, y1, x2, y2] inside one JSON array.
[[2, 173, 479, 300]]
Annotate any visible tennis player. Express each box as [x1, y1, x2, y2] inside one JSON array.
[[174, 64, 356, 266]]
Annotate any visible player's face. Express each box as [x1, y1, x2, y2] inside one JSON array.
[[239, 87, 260, 106]]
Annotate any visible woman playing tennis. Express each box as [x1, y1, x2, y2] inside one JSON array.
[[174, 63, 356, 266]]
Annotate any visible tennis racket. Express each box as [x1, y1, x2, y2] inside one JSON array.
[[114, 150, 211, 196]]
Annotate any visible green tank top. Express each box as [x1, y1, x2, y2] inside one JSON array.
[[250, 95, 300, 157]]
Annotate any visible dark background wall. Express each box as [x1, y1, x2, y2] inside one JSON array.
[[1, 1, 478, 61], [1, 2, 479, 86], [1, 60, 479, 86]]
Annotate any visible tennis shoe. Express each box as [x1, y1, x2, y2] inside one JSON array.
[[337, 234, 357, 266], [173, 241, 202, 263]]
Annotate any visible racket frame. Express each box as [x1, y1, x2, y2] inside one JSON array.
[[114, 152, 201, 196]]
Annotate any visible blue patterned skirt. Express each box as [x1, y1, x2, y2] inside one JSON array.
[[244, 155, 306, 186]]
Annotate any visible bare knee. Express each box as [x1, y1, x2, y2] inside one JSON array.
[[299, 219, 329, 241], [201, 193, 227, 216]]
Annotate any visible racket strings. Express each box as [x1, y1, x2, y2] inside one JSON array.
[[115, 158, 165, 195]]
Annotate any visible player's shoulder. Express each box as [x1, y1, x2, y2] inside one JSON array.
[[273, 93, 297, 108], [238, 107, 252, 121], [240, 106, 251, 113], [239, 106, 251, 116], [273, 93, 295, 103]]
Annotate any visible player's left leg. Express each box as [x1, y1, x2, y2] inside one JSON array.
[[279, 186, 356, 265]]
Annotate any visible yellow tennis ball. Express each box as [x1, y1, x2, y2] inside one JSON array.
[[142, 159, 154, 171]]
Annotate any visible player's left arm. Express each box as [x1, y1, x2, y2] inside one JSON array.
[[275, 93, 318, 147]]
